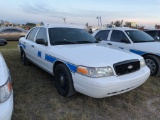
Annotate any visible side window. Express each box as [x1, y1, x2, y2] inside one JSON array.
[[36, 28, 47, 42], [157, 31, 160, 37], [10, 29, 22, 33], [26, 27, 39, 41], [95, 30, 110, 40], [1, 29, 11, 33], [111, 30, 129, 43], [145, 31, 156, 38]]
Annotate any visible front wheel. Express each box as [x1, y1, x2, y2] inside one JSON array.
[[54, 64, 76, 97], [144, 55, 160, 76]]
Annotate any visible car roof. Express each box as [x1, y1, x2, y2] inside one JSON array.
[[38, 24, 87, 29], [100, 27, 138, 31], [0, 27, 25, 31], [144, 29, 160, 31], [92, 27, 139, 36]]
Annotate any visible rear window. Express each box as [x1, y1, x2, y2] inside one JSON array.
[[26, 27, 39, 41], [144, 31, 157, 38], [95, 30, 110, 40]]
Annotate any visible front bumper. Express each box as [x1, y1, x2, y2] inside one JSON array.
[[72, 66, 150, 98], [0, 91, 13, 120]]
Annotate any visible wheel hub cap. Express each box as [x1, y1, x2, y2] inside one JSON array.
[[146, 59, 156, 74], [60, 75, 65, 85]]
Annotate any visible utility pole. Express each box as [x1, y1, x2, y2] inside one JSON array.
[[97, 17, 102, 26], [63, 18, 66, 24], [99, 17, 102, 26], [97, 17, 99, 26]]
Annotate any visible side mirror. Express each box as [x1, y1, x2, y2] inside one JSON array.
[[36, 39, 48, 46], [0, 39, 7, 46], [155, 36, 160, 41], [95, 37, 102, 43]]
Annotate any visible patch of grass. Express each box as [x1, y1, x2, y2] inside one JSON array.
[[1, 41, 160, 120], [0, 41, 18, 50]]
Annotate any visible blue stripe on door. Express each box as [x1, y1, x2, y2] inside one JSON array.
[[38, 51, 42, 58]]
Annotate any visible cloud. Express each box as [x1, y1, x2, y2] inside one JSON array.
[[21, 3, 54, 14], [19, 0, 160, 26], [20, 2, 116, 19]]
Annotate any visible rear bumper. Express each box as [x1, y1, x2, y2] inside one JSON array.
[[72, 66, 150, 98], [0, 91, 13, 120]]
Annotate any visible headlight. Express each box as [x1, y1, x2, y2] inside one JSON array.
[[77, 66, 114, 77], [0, 77, 12, 103], [140, 59, 146, 68]]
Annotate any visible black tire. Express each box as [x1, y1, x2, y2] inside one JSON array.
[[21, 50, 30, 65], [54, 64, 76, 97], [20, 47, 23, 60], [144, 55, 160, 76]]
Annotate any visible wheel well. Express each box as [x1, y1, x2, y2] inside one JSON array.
[[53, 61, 66, 74], [20, 46, 23, 50], [20, 46, 24, 57], [142, 53, 160, 59], [19, 36, 25, 38], [20, 46, 24, 53]]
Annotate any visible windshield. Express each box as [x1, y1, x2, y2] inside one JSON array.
[[125, 30, 155, 43], [49, 28, 96, 45]]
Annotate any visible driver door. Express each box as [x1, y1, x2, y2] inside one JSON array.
[[34, 27, 49, 71], [107, 30, 134, 50]]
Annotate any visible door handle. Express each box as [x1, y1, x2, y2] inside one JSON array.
[[107, 43, 112, 45], [31, 45, 34, 48], [119, 47, 124, 49]]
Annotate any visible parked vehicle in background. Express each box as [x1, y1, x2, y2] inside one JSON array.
[[0, 27, 27, 40], [92, 27, 160, 76], [144, 29, 160, 41], [0, 39, 13, 120], [18, 24, 150, 98]]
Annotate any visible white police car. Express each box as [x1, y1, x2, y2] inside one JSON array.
[[18, 25, 150, 98], [93, 27, 160, 76], [0, 39, 13, 120]]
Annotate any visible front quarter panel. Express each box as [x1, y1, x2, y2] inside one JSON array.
[[0, 53, 9, 86]]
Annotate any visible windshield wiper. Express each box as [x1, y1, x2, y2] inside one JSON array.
[[147, 40, 156, 42], [53, 41, 76, 45], [76, 41, 95, 44]]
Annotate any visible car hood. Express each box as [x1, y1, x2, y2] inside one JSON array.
[[0, 53, 9, 86], [133, 42, 160, 55], [49, 43, 142, 67]]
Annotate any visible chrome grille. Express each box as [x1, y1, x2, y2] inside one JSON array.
[[114, 59, 140, 76]]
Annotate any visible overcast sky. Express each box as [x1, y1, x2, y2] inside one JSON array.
[[0, 0, 160, 28]]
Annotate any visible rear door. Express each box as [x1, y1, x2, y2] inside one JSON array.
[[10, 29, 23, 40], [9, 29, 19, 40], [0, 29, 11, 40], [24, 27, 39, 62], [107, 30, 134, 50]]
